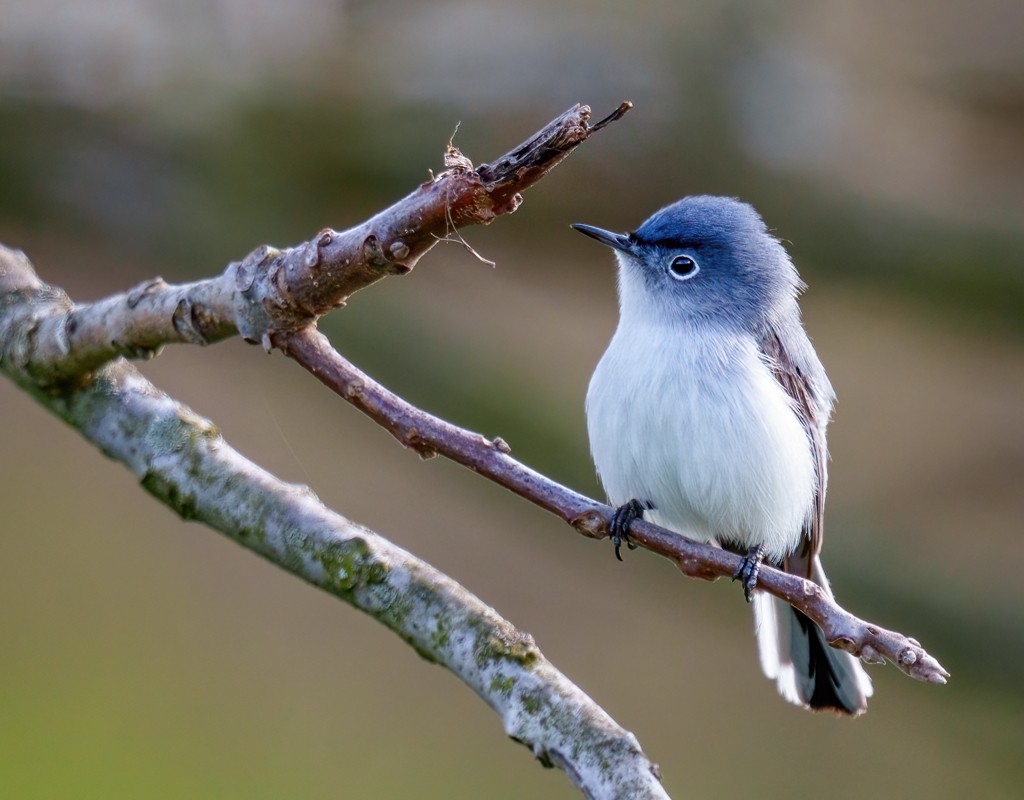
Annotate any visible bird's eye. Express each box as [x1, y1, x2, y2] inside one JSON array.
[[668, 254, 699, 280]]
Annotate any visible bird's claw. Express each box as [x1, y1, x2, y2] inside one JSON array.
[[732, 544, 767, 603], [609, 499, 645, 561]]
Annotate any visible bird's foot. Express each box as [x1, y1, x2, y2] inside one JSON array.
[[609, 499, 645, 562], [732, 544, 767, 603]]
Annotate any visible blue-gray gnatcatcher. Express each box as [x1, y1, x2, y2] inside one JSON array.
[[573, 196, 872, 715]]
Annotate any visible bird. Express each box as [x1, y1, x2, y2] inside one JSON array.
[[573, 195, 872, 715]]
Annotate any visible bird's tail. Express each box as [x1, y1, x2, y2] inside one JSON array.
[[752, 555, 872, 715]]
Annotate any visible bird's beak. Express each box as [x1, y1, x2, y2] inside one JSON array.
[[570, 223, 634, 254]]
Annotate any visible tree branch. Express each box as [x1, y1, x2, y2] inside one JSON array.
[[0, 246, 668, 800], [277, 326, 950, 687], [12, 102, 631, 387]]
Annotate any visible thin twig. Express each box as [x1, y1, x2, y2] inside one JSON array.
[[277, 326, 950, 687], [432, 178, 497, 268]]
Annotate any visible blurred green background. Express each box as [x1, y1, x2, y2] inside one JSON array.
[[2, 2, 1023, 797]]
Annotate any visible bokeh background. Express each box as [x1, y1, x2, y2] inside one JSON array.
[[2, 2, 1023, 798]]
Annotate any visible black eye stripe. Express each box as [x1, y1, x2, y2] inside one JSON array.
[[669, 255, 700, 280]]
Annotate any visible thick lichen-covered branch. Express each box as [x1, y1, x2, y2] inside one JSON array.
[[0, 247, 668, 800], [278, 327, 950, 687], [10, 102, 630, 388]]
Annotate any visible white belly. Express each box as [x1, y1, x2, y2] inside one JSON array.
[[586, 321, 814, 561]]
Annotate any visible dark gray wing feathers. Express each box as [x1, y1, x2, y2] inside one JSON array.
[[758, 322, 833, 571]]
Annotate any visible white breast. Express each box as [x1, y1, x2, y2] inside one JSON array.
[[586, 318, 814, 562]]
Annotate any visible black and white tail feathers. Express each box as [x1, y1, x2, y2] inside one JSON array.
[[752, 556, 872, 715]]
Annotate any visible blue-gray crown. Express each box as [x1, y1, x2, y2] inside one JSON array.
[[633, 195, 769, 251]]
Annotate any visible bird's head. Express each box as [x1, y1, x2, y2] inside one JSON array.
[[573, 195, 803, 330]]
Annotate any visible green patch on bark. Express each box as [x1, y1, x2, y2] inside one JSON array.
[[473, 623, 540, 670], [490, 674, 516, 697], [519, 688, 544, 715], [314, 537, 390, 596], [141, 470, 200, 521], [144, 409, 219, 454], [431, 617, 451, 651]]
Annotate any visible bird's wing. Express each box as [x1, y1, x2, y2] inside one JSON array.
[[758, 321, 834, 569]]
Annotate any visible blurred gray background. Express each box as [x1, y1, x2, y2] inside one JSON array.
[[2, 1, 1022, 798]]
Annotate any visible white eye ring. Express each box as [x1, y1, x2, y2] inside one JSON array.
[[669, 254, 699, 280]]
